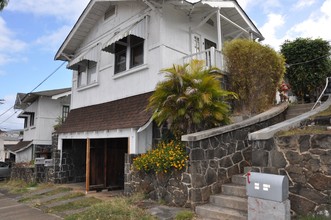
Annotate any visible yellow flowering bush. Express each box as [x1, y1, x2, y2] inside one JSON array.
[[133, 141, 188, 174]]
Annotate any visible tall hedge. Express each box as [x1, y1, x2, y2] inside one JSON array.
[[223, 39, 286, 114], [280, 38, 331, 102]]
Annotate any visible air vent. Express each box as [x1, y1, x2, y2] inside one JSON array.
[[207, 18, 214, 27], [104, 5, 116, 20]]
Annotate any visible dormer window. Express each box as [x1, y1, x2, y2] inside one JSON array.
[[104, 5, 116, 20]]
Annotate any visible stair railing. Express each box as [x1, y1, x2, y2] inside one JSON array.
[[312, 77, 331, 110]]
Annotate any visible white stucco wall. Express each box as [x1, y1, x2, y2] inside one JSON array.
[[16, 147, 33, 163], [23, 96, 70, 145]]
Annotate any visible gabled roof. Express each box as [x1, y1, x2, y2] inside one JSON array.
[[6, 141, 33, 153], [57, 92, 153, 134], [15, 88, 71, 110], [55, 0, 114, 61], [55, 0, 263, 61]]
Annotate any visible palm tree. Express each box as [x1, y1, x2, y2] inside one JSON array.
[[148, 59, 237, 140], [0, 0, 9, 11]]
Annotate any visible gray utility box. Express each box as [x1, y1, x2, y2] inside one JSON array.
[[246, 172, 289, 202]]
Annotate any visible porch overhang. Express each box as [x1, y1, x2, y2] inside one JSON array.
[[176, 0, 264, 41]]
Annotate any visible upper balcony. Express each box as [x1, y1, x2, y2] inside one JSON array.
[[183, 47, 226, 73]]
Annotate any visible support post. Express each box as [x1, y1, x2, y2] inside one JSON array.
[[216, 8, 222, 50], [104, 140, 107, 188], [85, 138, 90, 194]]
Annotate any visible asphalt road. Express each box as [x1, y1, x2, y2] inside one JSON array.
[[0, 192, 61, 220]]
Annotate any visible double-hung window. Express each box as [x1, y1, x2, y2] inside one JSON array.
[[77, 61, 98, 88], [62, 106, 70, 122], [29, 112, 35, 127], [114, 35, 144, 74]]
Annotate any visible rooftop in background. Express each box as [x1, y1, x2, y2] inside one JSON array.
[[14, 88, 71, 110]]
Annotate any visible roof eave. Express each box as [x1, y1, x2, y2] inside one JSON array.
[[55, 0, 96, 61]]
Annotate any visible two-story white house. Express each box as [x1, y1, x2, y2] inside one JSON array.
[[55, 0, 263, 191], [13, 88, 71, 163]]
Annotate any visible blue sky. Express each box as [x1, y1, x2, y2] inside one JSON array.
[[1, 0, 331, 130]]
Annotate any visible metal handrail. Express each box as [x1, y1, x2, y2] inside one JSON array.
[[311, 77, 331, 110]]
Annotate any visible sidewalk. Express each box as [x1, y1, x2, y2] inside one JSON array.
[[1, 183, 196, 220], [0, 192, 61, 220]]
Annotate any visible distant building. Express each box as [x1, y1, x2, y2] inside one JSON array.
[[0, 129, 22, 162], [12, 88, 71, 163]]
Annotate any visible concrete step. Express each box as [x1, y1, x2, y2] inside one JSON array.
[[231, 174, 246, 186], [29, 191, 72, 205], [222, 184, 247, 198], [196, 204, 247, 220], [286, 103, 315, 119], [210, 194, 248, 212], [288, 103, 314, 109], [44, 195, 85, 208]]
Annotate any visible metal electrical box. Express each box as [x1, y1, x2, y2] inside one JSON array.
[[246, 172, 289, 202]]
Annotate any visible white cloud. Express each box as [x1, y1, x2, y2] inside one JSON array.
[[259, 13, 286, 50], [0, 17, 27, 65], [287, 0, 331, 41], [0, 17, 27, 52], [7, 0, 90, 22], [294, 0, 316, 10], [237, 0, 259, 10], [238, 0, 282, 12], [34, 25, 72, 52]]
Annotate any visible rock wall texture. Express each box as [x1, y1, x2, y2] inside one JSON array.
[[125, 109, 286, 208], [251, 134, 331, 217], [11, 167, 35, 183]]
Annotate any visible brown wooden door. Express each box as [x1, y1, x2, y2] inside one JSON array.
[[89, 139, 105, 189], [106, 138, 128, 189]]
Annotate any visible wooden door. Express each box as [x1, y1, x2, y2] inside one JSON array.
[[106, 138, 128, 190], [89, 139, 105, 190]]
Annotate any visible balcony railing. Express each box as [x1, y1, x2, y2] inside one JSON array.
[[183, 47, 226, 72]]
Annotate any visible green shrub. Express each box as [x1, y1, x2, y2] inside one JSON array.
[[223, 39, 285, 114], [133, 141, 188, 174]]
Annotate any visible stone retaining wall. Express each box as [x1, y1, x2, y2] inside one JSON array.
[[11, 166, 35, 183], [125, 104, 287, 208], [251, 134, 331, 216]]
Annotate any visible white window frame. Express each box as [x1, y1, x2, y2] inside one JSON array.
[[192, 34, 201, 54], [77, 61, 98, 88], [114, 35, 144, 75]]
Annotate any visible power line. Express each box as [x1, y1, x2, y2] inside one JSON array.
[[286, 54, 329, 67], [0, 110, 18, 126], [0, 61, 67, 126], [0, 106, 13, 118], [29, 61, 66, 93]]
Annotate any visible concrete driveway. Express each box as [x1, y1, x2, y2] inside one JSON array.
[[0, 192, 61, 220]]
